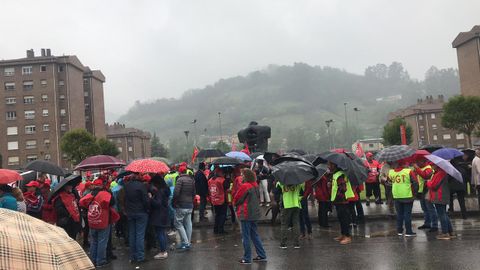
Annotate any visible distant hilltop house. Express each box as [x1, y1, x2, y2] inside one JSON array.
[[352, 138, 384, 153], [388, 95, 468, 149], [375, 94, 402, 102]]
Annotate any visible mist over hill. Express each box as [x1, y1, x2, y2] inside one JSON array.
[[119, 62, 459, 153]]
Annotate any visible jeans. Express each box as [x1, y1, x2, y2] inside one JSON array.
[[175, 208, 193, 245], [259, 179, 270, 203], [299, 198, 312, 235], [335, 204, 351, 236], [280, 207, 300, 246], [318, 201, 330, 227], [199, 195, 207, 219], [241, 221, 266, 262], [366, 183, 381, 201], [435, 204, 453, 234], [394, 201, 414, 234], [128, 213, 148, 261], [155, 226, 168, 252], [89, 225, 110, 266], [420, 198, 438, 228], [213, 204, 227, 233]]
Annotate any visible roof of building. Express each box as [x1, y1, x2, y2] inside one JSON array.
[[388, 95, 445, 120], [452, 25, 480, 48], [106, 123, 151, 139]]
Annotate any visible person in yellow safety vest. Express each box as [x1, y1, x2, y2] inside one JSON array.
[[388, 160, 419, 237], [328, 161, 354, 245], [275, 181, 304, 249], [413, 159, 438, 232]]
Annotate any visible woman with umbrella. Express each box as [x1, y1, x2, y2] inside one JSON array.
[[51, 175, 82, 239], [327, 161, 355, 245]]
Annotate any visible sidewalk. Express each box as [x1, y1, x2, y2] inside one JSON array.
[[192, 197, 480, 226]]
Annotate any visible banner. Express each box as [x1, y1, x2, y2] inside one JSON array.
[[400, 125, 407, 145]]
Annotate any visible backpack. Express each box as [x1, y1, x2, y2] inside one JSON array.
[[208, 178, 225, 206]]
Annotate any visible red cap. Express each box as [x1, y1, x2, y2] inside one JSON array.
[[26, 181, 40, 188], [142, 174, 151, 182], [366, 152, 373, 158], [112, 171, 118, 177], [92, 179, 103, 186]]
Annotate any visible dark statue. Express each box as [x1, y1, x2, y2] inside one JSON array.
[[237, 121, 271, 153]]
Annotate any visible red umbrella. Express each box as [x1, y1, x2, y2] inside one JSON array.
[[125, 159, 170, 174], [74, 155, 126, 171], [0, 169, 23, 185], [401, 149, 431, 163]]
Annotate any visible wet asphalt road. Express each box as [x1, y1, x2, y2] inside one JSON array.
[[95, 198, 480, 270]]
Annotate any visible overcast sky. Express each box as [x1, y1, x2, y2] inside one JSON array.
[[1, 0, 478, 120]]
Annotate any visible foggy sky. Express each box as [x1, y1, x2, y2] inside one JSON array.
[[1, 0, 478, 120]]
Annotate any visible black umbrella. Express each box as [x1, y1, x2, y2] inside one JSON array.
[[272, 161, 318, 185], [196, 149, 225, 159], [302, 154, 318, 163], [288, 149, 306, 156], [48, 174, 82, 202], [263, 152, 281, 164], [211, 157, 242, 166], [25, 160, 66, 176], [317, 151, 368, 185], [311, 164, 328, 186], [271, 153, 312, 166]]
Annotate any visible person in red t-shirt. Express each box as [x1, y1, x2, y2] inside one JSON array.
[[364, 152, 382, 205], [314, 175, 331, 228]]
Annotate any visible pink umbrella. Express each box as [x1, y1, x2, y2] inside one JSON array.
[[125, 159, 170, 174], [74, 155, 125, 171], [0, 169, 23, 185]]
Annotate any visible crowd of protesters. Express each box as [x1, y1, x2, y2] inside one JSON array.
[[0, 147, 479, 266]]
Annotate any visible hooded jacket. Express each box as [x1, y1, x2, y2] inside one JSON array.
[[426, 169, 450, 205], [234, 182, 261, 221]]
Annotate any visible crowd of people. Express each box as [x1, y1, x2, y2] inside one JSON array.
[[0, 148, 478, 267]]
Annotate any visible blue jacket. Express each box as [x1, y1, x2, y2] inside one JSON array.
[[0, 193, 18, 211]]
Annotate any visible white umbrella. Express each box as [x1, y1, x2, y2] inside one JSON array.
[[425, 154, 463, 182]]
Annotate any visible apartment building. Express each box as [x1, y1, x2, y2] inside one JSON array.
[[452, 25, 480, 97], [106, 122, 151, 162], [0, 49, 106, 169]]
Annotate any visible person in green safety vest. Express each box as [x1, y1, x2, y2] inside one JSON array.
[[275, 181, 304, 249], [413, 159, 438, 232], [388, 160, 419, 237], [328, 161, 354, 245]]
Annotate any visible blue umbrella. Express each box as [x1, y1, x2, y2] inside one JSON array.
[[226, 151, 252, 161], [432, 148, 464, 160], [425, 155, 463, 182]]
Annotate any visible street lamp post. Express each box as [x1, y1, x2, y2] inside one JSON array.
[[344, 102, 349, 146], [325, 119, 334, 150], [353, 107, 360, 141], [218, 112, 223, 142], [191, 119, 198, 146], [184, 130, 190, 158]]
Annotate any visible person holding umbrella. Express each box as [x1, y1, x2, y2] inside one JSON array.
[[413, 158, 438, 232], [52, 180, 81, 239]]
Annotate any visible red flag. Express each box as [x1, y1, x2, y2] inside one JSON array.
[[241, 143, 251, 155], [191, 147, 199, 163], [355, 143, 365, 158]]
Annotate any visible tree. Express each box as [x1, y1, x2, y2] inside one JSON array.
[[151, 132, 169, 157], [215, 140, 231, 153], [60, 129, 100, 165], [97, 138, 120, 157], [442, 95, 480, 147], [382, 118, 413, 146]]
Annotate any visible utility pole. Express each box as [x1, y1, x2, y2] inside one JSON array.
[[344, 102, 349, 147], [184, 130, 190, 157], [218, 112, 223, 142], [325, 119, 334, 150]]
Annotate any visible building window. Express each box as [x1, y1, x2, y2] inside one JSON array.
[[44, 139, 51, 145], [84, 91, 89, 97], [7, 127, 18, 136], [443, 134, 451, 140], [6, 111, 16, 120], [23, 81, 34, 90], [41, 94, 48, 102], [44, 154, 51, 160], [41, 79, 47, 86], [22, 66, 33, 75], [4, 82, 15, 90], [60, 109, 66, 116], [85, 115, 90, 121], [118, 147, 122, 152], [7, 156, 19, 166], [25, 140, 37, 149], [59, 94, 65, 100], [432, 124, 437, 130], [5, 97, 16, 104], [26, 155, 37, 162], [24, 110, 35, 119], [40, 65, 47, 72], [128, 146, 133, 152], [83, 78, 89, 84], [60, 124, 67, 131], [43, 124, 50, 131], [456, 134, 465, 140], [58, 80, 65, 86], [418, 114, 423, 120], [431, 113, 436, 119], [24, 96, 34, 104], [4, 67, 14, 76], [419, 125, 424, 131], [42, 109, 48, 117], [25, 125, 36, 134], [433, 135, 438, 141], [7, 141, 18, 150], [58, 65, 64, 72]]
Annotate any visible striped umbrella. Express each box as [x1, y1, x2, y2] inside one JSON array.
[[377, 145, 416, 162], [125, 159, 170, 174]]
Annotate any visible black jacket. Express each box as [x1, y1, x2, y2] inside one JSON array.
[[124, 180, 149, 215], [194, 170, 208, 197], [149, 187, 171, 227]]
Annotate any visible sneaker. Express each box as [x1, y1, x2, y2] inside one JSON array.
[[428, 227, 439, 233], [339, 236, 352, 245], [279, 244, 287, 249], [449, 233, 457, 239], [418, 225, 431, 230], [239, 259, 252, 265], [154, 252, 168, 260], [307, 234, 313, 240], [397, 232, 403, 236], [293, 244, 300, 249], [436, 233, 451, 240], [167, 230, 176, 236], [252, 256, 267, 262], [266, 203, 270, 207], [96, 261, 111, 268], [177, 244, 189, 251], [405, 232, 417, 237], [375, 200, 383, 205]]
